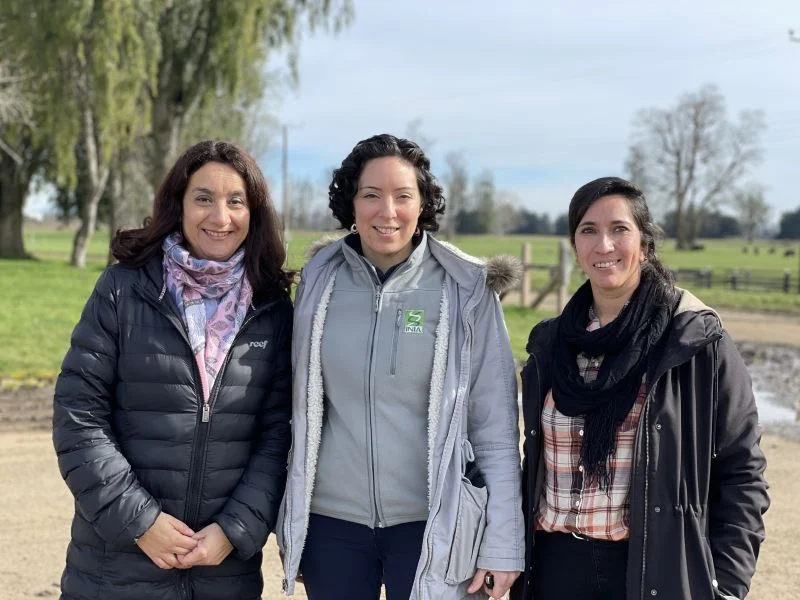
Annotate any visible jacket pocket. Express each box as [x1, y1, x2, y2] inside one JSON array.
[[444, 477, 488, 584]]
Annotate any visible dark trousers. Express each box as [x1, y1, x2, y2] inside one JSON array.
[[300, 514, 426, 600], [533, 531, 629, 600]]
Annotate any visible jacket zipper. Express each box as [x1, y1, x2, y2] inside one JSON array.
[[135, 285, 271, 528], [638, 394, 652, 600], [390, 307, 402, 375], [367, 284, 385, 527], [185, 306, 270, 528]]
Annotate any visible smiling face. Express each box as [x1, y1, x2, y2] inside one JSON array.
[[181, 162, 250, 261], [574, 194, 646, 301], [353, 156, 422, 272]]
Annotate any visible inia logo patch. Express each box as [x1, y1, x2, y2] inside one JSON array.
[[249, 340, 269, 349], [403, 310, 425, 335]]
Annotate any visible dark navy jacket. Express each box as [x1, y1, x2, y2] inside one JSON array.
[[53, 256, 292, 600]]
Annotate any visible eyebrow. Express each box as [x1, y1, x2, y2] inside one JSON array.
[[191, 186, 246, 196], [359, 185, 415, 191], [579, 219, 632, 226]]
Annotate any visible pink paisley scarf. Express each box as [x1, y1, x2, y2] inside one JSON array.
[[162, 232, 253, 401]]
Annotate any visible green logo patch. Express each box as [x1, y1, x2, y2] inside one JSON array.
[[403, 309, 425, 334]]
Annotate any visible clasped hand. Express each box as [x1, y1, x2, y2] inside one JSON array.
[[135, 512, 233, 570]]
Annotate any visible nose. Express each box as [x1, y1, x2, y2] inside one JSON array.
[[208, 199, 230, 225], [597, 232, 614, 252], [377, 197, 397, 218]]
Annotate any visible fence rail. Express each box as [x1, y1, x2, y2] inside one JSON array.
[[672, 268, 800, 293]]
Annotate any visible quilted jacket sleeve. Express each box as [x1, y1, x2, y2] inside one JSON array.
[[214, 300, 293, 560], [53, 269, 160, 543]]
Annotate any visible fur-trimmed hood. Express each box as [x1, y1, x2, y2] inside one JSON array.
[[304, 233, 522, 296]]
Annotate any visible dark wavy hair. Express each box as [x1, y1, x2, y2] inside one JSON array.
[[111, 140, 291, 301], [328, 133, 446, 232], [567, 176, 674, 287]]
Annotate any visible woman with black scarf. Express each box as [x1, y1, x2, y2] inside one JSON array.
[[511, 177, 769, 600]]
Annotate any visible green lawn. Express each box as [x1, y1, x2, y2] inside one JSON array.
[[1, 227, 798, 383]]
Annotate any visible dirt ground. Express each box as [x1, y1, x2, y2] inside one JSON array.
[[1, 307, 798, 599]]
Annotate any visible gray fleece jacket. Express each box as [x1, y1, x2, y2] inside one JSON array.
[[277, 233, 525, 599], [311, 234, 446, 527]]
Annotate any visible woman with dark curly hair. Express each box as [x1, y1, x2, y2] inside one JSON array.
[[53, 140, 293, 600], [278, 133, 525, 599]]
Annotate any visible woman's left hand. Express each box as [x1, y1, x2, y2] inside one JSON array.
[[175, 523, 234, 568], [467, 568, 520, 599]]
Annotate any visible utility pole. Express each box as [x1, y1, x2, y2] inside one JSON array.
[[281, 124, 291, 239]]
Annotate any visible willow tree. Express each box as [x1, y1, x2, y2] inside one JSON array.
[[1, 0, 160, 267], [146, 0, 353, 188], [0, 21, 36, 259]]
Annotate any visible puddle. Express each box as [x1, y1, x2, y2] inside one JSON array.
[[755, 390, 797, 425]]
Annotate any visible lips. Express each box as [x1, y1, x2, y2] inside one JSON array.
[[203, 230, 232, 239], [593, 259, 621, 268], [373, 226, 400, 235]]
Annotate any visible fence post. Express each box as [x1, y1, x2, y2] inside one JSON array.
[[521, 243, 531, 307], [785, 269, 791, 294], [557, 239, 573, 313], [731, 270, 739, 291]]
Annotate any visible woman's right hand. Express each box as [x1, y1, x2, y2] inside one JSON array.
[[135, 512, 198, 569]]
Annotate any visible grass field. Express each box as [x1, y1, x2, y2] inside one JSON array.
[[2, 225, 799, 382]]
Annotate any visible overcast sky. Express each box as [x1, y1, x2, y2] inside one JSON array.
[[260, 0, 800, 224]]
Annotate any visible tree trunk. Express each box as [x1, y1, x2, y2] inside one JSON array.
[[0, 154, 30, 259], [70, 105, 110, 268], [674, 204, 688, 250], [149, 97, 183, 190], [106, 164, 121, 265]]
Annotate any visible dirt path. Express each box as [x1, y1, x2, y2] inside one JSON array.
[[0, 430, 795, 600], [716, 308, 800, 347]]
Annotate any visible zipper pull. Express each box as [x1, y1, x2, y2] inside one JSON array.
[[374, 287, 382, 312], [202, 403, 210, 423], [396, 308, 403, 326]]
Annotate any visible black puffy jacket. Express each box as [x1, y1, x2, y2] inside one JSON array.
[[53, 256, 292, 600]]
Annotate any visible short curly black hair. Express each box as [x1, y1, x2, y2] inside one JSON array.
[[328, 133, 446, 232]]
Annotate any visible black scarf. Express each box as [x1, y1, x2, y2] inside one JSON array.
[[552, 269, 677, 489]]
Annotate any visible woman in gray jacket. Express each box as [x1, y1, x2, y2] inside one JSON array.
[[278, 134, 524, 599]]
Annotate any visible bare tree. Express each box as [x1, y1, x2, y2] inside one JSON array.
[[732, 183, 770, 243], [442, 151, 468, 238], [404, 118, 435, 152], [626, 85, 765, 249]]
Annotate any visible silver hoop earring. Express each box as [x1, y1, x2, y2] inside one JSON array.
[[350, 223, 357, 234], [414, 226, 421, 236]]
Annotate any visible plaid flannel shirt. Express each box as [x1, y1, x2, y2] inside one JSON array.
[[534, 311, 646, 541]]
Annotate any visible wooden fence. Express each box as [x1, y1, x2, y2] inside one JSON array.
[[514, 239, 573, 311], [510, 243, 800, 311], [672, 268, 800, 293]]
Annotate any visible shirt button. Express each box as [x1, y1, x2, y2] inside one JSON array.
[[574, 500, 580, 507], [530, 428, 537, 436], [650, 589, 658, 596], [578, 465, 584, 472], [579, 429, 585, 436], [654, 506, 661, 513], [655, 424, 662, 431], [712, 579, 718, 588]]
